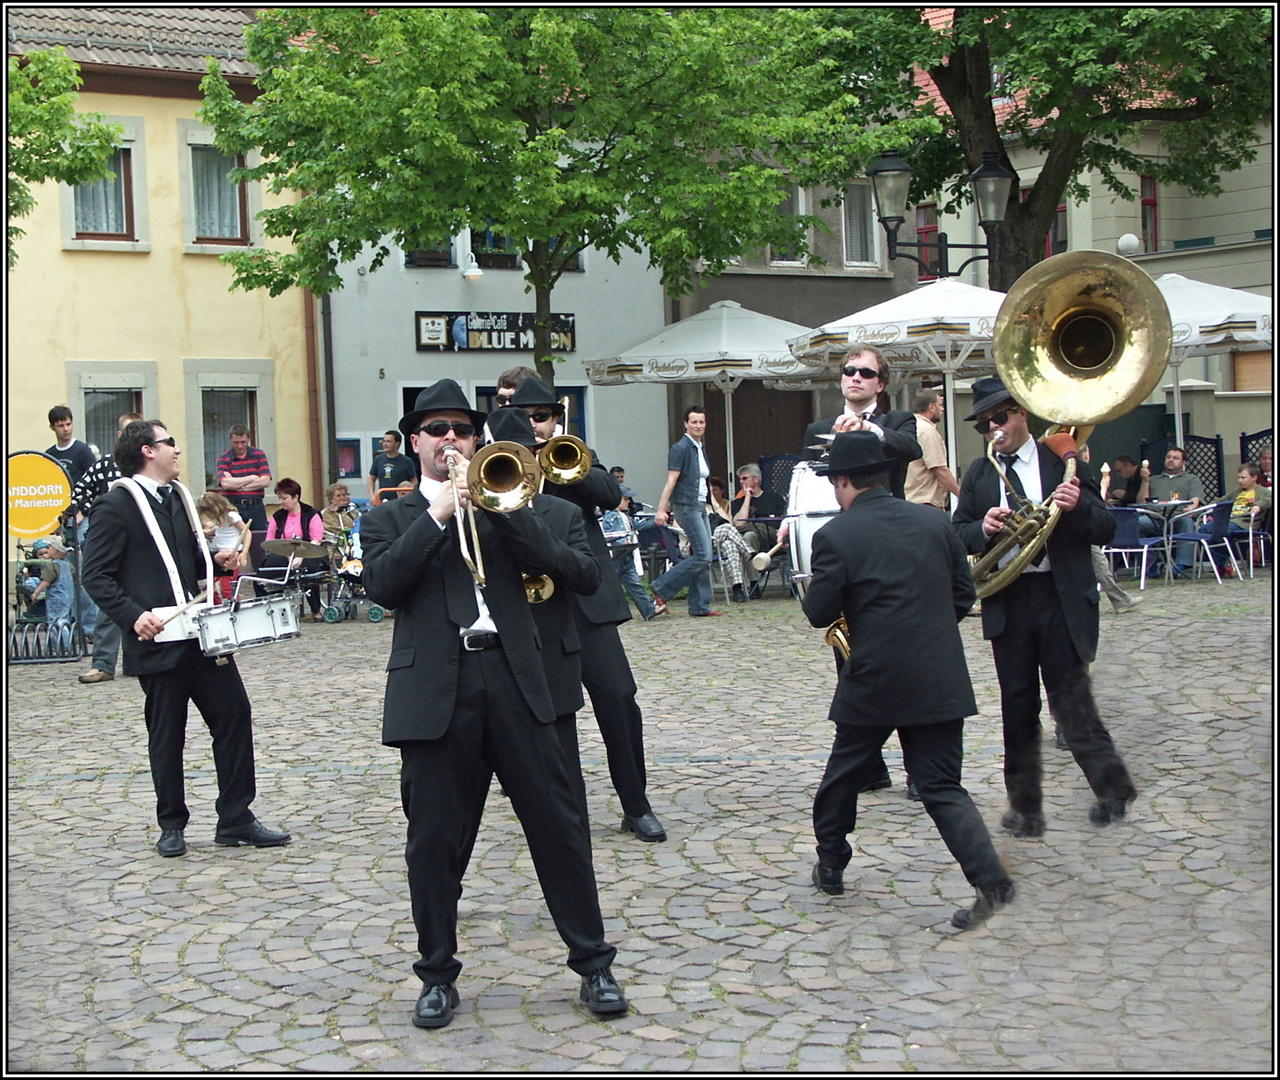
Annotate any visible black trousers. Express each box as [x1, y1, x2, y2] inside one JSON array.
[[813, 719, 1008, 892], [399, 643, 615, 987], [990, 573, 1136, 815], [136, 641, 256, 832], [575, 613, 651, 817]]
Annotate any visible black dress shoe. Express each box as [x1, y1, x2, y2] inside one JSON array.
[[214, 819, 292, 848], [620, 812, 666, 842], [1054, 724, 1069, 750], [580, 967, 628, 1017], [811, 863, 844, 895], [859, 775, 892, 794], [155, 828, 186, 858], [1089, 794, 1134, 826], [731, 583, 747, 603], [951, 880, 1015, 930], [905, 777, 922, 801], [1000, 809, 1046, 838], [413, 983, 459, 1029]]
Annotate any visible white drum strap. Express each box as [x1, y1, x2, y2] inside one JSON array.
[[109, 478, 215, 606]]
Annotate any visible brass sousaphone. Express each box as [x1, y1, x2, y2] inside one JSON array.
[[971, 249, 1172, 598]]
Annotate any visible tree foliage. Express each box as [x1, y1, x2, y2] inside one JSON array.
[[199, 7, 936, 378], [820, 7, 1273, 289], [7, 48, 122, 269]]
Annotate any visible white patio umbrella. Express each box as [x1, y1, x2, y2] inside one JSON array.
[[1154, 273, 1273, 446], [584, 300, 829, 478], [788, 278, 1006, 467]]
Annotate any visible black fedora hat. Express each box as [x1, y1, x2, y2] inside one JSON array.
[[485, 406, 539, 450], [815, 431, 893, 476], [399, 379, 487, 440], [965, 375, 1018, 421], [509, 376, 563, 413]]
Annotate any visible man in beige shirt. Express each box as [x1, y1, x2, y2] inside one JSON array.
[[905, 388, 960, 511]]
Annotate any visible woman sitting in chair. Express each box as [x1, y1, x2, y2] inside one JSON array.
[[263, 478, 327, 621]]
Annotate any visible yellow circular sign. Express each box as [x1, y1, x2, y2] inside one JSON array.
[[8, 452, 73, 538]]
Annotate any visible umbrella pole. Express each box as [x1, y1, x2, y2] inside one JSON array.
[[1169, 349, 1186, 447], [724, 388, 736, 482]]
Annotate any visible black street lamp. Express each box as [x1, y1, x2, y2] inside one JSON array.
[[868, 149, 1016, 279]]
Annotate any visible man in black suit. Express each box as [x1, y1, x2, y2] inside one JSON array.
[[801, 345, 922, 499], [802, 432, 1013, 930], [80, 420, 290, 859], [359, 380, 626, 1029], [801, 345, 923, 795], [953, 376, 1136, 837], [510, 376, 667, 843]]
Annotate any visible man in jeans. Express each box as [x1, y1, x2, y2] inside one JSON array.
[[650, 405, 722, 617]]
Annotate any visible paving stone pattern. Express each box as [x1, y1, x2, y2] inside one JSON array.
[[7, 570, 1272, 1071]]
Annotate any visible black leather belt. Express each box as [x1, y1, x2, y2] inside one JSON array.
[[461, 633, 501, 652]]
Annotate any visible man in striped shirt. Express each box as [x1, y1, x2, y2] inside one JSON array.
[[215, 425, 272, 531]]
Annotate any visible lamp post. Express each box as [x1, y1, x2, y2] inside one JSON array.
[[868, 149, 1015, 279]]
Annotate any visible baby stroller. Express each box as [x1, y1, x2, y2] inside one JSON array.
[[8, 541, 85, 663], [319, 517, 385, 623]]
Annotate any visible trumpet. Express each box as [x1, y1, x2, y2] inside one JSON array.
[[537, 433, 592, 487]]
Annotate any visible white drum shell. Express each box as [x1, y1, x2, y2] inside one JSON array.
[[196, 594, 301, 656], [786, 461, 841, 598]]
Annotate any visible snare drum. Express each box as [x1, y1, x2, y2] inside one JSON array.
[[195, 593, 302, 657], [786, 461, 841, 598]]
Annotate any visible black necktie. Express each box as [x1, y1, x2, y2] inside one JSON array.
[[998, 454, 1045, 566], [443, 517, 480, 627]]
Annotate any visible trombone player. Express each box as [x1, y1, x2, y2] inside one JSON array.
[[360, 379, 627, 1028], [802, 432, 1012, 930], [952, 376, 1137, 838]]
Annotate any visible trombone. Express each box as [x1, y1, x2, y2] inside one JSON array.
[[443, 441, 542, 588], [537, 433, 592, 488]]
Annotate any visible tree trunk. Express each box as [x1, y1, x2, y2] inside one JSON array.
[[526, 240, 557, 389]]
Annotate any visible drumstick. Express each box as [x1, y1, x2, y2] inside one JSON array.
[[751, 540, 787, 572], [159, 590, 209, 628]]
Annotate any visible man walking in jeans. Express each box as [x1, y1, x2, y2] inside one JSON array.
[[649, 405, 722, 617]]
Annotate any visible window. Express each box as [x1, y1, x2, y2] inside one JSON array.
[[916, 203, 939, 280], [549, 236, 583, 272], [471, 224, 520, 268], [769, 183, 806, 265], [74, 147, 134, 239], [842, 183, 877, 266], [334, 438, 362, 480], [201, 389, 257, 490], [83, 389, 143, 458], [1140, 176, 1158, 253], [191, 146, 248, 244], [405, 243, 455, 268], [1047, 203, 1068, 256]]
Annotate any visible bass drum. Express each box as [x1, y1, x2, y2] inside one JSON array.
[[786, 461, 840, 598]]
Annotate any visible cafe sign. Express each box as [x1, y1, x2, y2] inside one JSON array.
[[416, 311, 576, 352]]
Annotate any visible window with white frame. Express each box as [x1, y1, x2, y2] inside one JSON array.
[[769, 183, 806, 265], [63, 117, 149, 251], [191, 145, 249, 244], [842, 183, 878, 266]]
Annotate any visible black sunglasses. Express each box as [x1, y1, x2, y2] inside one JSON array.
[[842, 365, 881, 381], [418, 420, 476, 438], [972, 410, 1011, 435], [526, 409, 560, 424], [149, 437, 177, 448]]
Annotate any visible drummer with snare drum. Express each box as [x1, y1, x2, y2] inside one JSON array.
[[81, 419, 291, 859]]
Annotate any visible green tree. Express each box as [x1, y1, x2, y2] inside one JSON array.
[[8, 48, 122, 269], [821, 7, 1273, 290], [199, 7, 936, 384]]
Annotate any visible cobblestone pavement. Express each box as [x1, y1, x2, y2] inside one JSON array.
[[8, 568, 1273, 1072]]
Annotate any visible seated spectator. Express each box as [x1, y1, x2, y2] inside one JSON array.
[[1079, 445, 1141, 613], [610, 466, 647, 513], [1225, 463, 1271, 533], [707, 476, 734, 530], [263, 478, 326, 621], [322, 482, 361, 536], [603, 499, 658, 621], [24, 536, 75, 623], [1106, 455, 1142, 506], [711, 463, 787, 602], [1136, 446, 1204, 574], [197, 491, 251, 603], [1256, 447, 1272, 489]]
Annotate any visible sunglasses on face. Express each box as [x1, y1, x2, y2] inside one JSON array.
[[526, 409, 559, 424], [972, 410, 1011, 435], [418, 421, 476, 438], [149, 437, 177, 448], [842, 365, 881, 381]]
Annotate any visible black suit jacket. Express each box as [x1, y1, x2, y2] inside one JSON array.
[[360, 488, 589, 745], [81, 483, 204, 677], [527, 494, 600, 716], [802, 409, 922, 499], [952, 443, 1114, 664], [803, 488, 977, 727], [542, 451, 630, 626]]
